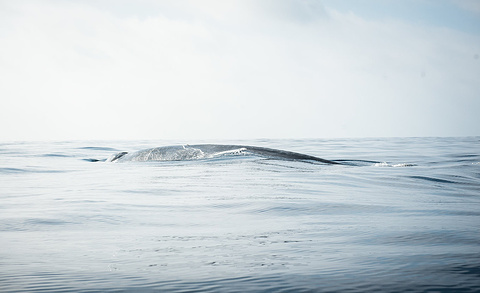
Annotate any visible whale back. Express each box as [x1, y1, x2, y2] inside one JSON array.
[[107, 144, 341, 164]]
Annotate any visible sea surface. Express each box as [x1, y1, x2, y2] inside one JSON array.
[[1, 137, 479, 292]]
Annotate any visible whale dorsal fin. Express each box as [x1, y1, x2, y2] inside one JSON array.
[[107, 151, 128, 162]]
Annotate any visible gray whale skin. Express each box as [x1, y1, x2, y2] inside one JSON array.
[[106, 144, 341, 164]]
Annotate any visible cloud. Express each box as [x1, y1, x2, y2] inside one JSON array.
[[0, 0, 479, 141]]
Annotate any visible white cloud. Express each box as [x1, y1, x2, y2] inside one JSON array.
[[0, 0, 479, 141]]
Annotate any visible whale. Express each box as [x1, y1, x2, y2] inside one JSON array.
[[105, 144, 342, 164]]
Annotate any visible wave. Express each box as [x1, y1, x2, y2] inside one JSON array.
[[78, 146, 120, 151], [373, 162, 417, 167], [0, 167, 63, 174]]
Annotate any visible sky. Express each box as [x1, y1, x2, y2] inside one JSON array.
[[1, 0, 479, 141]]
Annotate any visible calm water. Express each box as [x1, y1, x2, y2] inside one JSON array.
[[1, 137, 479, 292]]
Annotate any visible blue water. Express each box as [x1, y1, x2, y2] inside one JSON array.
[[1, 137, 479, 292]]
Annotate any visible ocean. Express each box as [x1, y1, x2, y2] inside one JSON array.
[[1, 137, 479, 292]]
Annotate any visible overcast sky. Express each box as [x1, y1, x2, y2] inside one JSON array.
[[1, 0, 479, 141]]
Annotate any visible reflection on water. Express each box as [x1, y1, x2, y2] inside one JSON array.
[[0, 137, 479, 292]]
